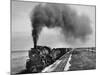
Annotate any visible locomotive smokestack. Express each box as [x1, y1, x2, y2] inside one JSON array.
[[32, 26, 38, 49]]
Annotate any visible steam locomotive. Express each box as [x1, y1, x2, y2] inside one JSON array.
[[18, 46, 71, 74]]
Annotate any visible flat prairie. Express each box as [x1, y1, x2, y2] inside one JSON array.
[[68, 49, 96, 71]]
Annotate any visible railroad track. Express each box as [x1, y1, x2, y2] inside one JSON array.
[[52, 49, 74, 72]]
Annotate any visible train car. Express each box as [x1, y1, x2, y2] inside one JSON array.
[[51, 48, 66, 60]]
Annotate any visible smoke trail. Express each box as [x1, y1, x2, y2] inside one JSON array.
[[30, 3, 92, 46]]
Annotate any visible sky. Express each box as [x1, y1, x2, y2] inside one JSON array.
[[11, 0, 95, 51]]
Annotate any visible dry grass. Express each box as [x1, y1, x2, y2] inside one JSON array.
[[68, 49, 96, 71]]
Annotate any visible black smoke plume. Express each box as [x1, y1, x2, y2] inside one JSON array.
[[30, 3, 92, 47]]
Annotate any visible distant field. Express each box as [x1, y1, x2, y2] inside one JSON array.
[[68, 49, 96, 71]]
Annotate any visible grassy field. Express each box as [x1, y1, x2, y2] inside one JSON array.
[[68, 49, 96, 71]]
